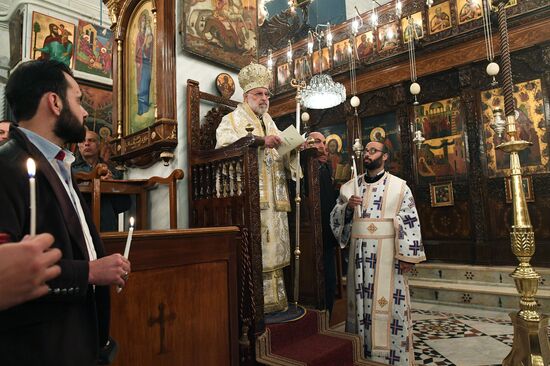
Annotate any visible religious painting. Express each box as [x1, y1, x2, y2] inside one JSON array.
[[30, 12, 75, 68], [428, 1, 452, 35], [355, 31, 374, 60], [125, 1, 157, 135], [312, 47, 330, 74], [481, 79, 548, 178], [215, 72, 235, 98], [430, 182, 454, 207], [75, 20, 113, 78], [259, 0, 345, 55], [505, 176, 534, 203], [294, 55, 312, 81], [332, 38, 351, 67], [80, 83, 114, 139], [402, 12, 424, 43], [377, 22, 399, 52], [317, 124, 350, 187], [277, 62, 291, 87], [457, 0, 483, 24], [362, 111, 402, 176], [414, 97, 468, 183], [181, 0, 258, 70]]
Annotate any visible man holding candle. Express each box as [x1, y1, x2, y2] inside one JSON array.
[[0, 233, 62, 311], [215, 63, 298, 314], [330, 139, 426, 366], [0, 60, 131, 366]]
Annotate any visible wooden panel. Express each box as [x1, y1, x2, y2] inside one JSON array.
[[102, 228, 240, 366]]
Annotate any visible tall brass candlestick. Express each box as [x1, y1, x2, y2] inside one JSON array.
[[290, 78, 306, 307], [490, 1, 550, 364]]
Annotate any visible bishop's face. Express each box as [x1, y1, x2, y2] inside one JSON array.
[[245, 87, 270, 116]]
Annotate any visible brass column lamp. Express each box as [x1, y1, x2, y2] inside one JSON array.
[[489, 1, 550, 364]]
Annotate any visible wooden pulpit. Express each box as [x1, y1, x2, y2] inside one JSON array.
[[102, 227, 240, 366]]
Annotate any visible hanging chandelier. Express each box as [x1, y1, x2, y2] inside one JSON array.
[[301, 74, 346, 109], [301, 23, 346, 110]]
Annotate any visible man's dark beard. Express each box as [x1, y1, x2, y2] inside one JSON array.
[[364, 155, 384, 171], [53, 103, 86, 143]]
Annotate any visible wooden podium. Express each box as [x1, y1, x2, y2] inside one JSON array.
[[102, 227, 240, 366]]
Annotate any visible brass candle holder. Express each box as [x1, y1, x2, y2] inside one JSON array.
[[489, 1, 550, 364]]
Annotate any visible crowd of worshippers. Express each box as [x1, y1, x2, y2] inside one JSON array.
[[0, 60, 424, 366]]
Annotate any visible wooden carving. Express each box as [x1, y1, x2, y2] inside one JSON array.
[[103, 0, 177, 168]]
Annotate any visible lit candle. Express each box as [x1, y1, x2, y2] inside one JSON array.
[[123, 217, 135, 259], [27, 158, 36, 236], [118, 217, 134, 294]]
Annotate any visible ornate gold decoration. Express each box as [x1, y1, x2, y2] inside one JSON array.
[[238, 63, 273, 93], [377, 297, 388, 308], [367, 223, 378, 233]]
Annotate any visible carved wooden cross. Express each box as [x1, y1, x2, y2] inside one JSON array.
[[148, 303, 176, 354]]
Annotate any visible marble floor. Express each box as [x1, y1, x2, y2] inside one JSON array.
[[411, 302, 515, 366], [333, 302, 550, 366]]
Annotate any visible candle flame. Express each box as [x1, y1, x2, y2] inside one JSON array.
[[129, 216, 135, 227], [27, 158, 36, 177]]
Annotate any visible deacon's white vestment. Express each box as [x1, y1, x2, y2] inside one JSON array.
[[330, 171, 426, 365], [216, 102, 293, 313]]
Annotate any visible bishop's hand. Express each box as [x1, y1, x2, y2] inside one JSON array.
[[264, 135, 282, 149]]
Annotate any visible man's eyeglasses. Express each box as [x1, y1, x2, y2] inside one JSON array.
[[249, 91, 271, 99], [364, 147, 385, 155]]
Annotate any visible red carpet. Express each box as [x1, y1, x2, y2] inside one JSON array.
[[256, 309, 378, 366]]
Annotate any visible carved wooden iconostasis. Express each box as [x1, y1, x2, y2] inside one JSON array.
[[273, 43, 550, 267], [104, 0, 177, 168]]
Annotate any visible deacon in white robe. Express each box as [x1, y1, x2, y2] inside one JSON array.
[[330, 140, 426, 366], [216, 63, 295, 313]]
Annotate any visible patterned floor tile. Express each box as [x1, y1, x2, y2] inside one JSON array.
[[413, 318, 484, 340], [414, 339, 454, 366], [490, 333, 514, 347]]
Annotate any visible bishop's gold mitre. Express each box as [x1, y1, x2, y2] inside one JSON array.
[[238, 63, 272, 93]]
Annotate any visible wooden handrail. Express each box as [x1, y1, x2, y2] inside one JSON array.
[[76, 166, 184, 231]]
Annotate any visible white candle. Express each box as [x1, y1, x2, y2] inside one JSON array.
[[27, 158, 36, 236], [118, 217, 135, 294], [351, 155, 362, 216], [123, 217, 135, 259], [296, 95, 301, 134]]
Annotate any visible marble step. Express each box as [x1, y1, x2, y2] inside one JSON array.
[[408, 263, 550, 313], [410, 263, 550, 289]]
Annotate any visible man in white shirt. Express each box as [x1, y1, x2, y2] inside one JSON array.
[[0, 59, 130, 366]]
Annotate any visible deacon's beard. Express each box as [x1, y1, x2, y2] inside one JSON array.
[[364, 155, 384, 171]]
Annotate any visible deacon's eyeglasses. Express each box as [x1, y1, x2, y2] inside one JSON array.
[[364, 147, 385, 155]]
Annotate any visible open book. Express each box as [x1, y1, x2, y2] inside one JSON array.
[[276, 125, 306, 156]]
